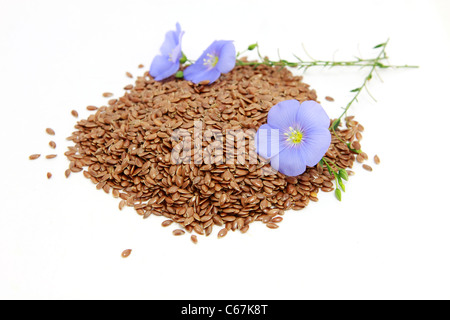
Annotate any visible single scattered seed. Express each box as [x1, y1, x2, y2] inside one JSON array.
[[356, 132, 363, 140], [362, 164, 373, 172], [64, 169, 71, 178], [46, 154, 57, 159], [46, 128, 55, 135], [351, 141, 361, 150], [173, 229, 185, 236], [138, 64, 144, 69], [126, 72, 133, 78], [325, 96, 334, 102], [162, 220, 173, 227], [29, 154, 41, 160], [121, 249, 132, 258], [47, 172, 52, 179], [191, 235, 198, 244], [271, 216, 283, 223], [87, 105, 98, 111], [374, 154, 380, 164], [218, 228, 228, 239], [71, 110, 79, 118], [49, 141, 56, 149], [119, 200, 126, 210], [102, 92, 113, 98], [266, 223, 279, 229], [356, 154, 364, 163]]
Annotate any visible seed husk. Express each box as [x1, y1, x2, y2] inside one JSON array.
[[271, 216, 283, 223], [351, 141, 361, 150], [29, 154, 41, 160], [173, 229, 185, 236], [121, 249, 132, 258], [374, 154, 380, 164], [218, 228, 228, 239], [46, 128, 55, 135], [162, 220, 173, 227]]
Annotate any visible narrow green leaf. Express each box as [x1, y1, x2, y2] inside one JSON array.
[[248, 43, 258, 51], [350, 88, 361, 93], [331, 119, 340, 130], [373, 43, 385, 49], [335, 188, 342, 201], [326, 163, 333, 175], [346, 142, 361, 153]]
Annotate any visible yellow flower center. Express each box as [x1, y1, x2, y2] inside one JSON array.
[[285, 127, 303, 144], [203, 53, 219, 68]]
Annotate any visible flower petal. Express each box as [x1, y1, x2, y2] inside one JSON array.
[[267, 99, 301, 131], [215, 41, 236, 74], [270, 146, 307, 176], [300, 127, 331, 166], [149, 55, 179, 81], [255, 124, 286, 159], [296, 100, 330, 132], [160, 23, 183, 57], [183, 63, 221, 84]]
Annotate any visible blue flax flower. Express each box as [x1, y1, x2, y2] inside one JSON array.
[[184, 40, 236, 84], [150, 23, 184, 81], [255, 100, 331, 176]]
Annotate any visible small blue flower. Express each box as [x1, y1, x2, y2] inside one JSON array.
[[255, 100, 331, 176], [184, 40, 236, 84], [150, 23, 184, 81]]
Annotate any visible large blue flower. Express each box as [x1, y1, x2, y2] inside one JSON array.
[[255, 100, 331, 176], [150, 23, 184, 81], [183, 40, 236, 84]]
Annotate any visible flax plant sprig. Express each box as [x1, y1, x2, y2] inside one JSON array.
[[236, 40, 417, 72], [242, 40, 417, 201]]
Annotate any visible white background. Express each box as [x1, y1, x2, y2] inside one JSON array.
[[0, 0, 449, 300]]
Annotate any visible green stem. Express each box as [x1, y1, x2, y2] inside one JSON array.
[[236, 41, 418, 71]]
